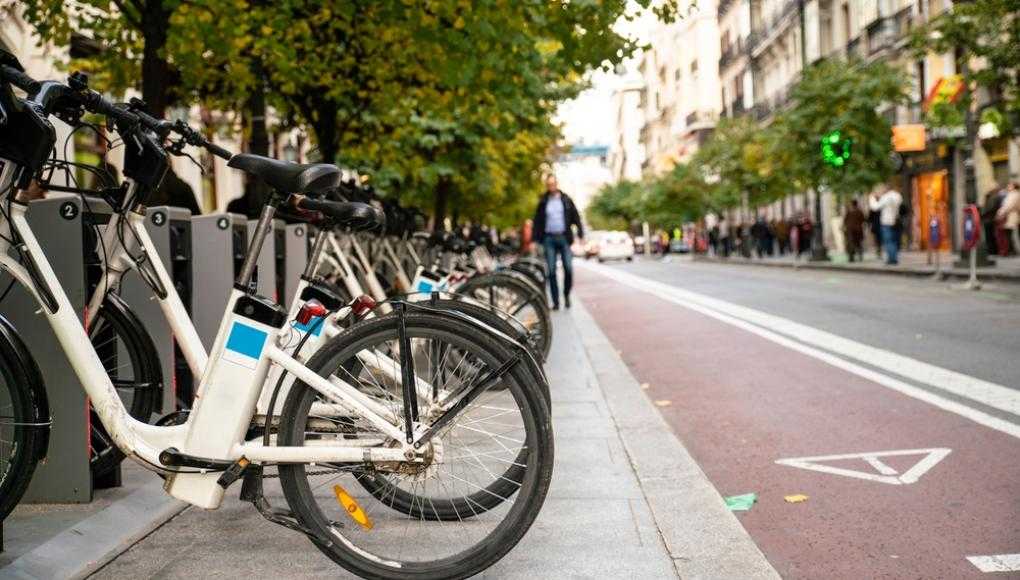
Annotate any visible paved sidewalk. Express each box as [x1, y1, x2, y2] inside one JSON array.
[[87, 303, 776, 579], [694, 251, 1020, 282]]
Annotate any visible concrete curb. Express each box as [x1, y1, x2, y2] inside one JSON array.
[[1, 478, 187, 580], [692, 255, 1020, 283], [570, 299, 780, 580]]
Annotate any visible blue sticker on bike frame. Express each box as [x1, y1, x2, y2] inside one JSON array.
[[416, 279, 435, 293], [293, 316, 324, 336], [225, 322, 268, 359]]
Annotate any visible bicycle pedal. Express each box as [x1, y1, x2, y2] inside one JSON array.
[[216, 457, 250, 489], [238, 463, 264, 502]]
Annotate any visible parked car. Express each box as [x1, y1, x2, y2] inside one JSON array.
[[669, 238, 691, 254], [597, 231, 635, 262]]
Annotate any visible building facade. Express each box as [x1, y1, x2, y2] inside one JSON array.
[[717, 0, 1019, 253], [638, 0, 723, 178]]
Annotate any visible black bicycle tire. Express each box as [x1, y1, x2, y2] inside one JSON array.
[[0, 335, 45, 521], [88, 296, 162, 478], [351, 299, 549, 519], [458, 272, 552, 360], [278, 311, 554, 580]]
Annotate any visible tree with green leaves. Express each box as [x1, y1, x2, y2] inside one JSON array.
[[910, 0, 1020, 135], [783, 58, 909, 201], [587, 180, 644, 231]]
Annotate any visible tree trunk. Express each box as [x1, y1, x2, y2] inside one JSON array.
[[239, 85, 270, 216], [433, 177, 451, 232], [140, 3, 172, 118]]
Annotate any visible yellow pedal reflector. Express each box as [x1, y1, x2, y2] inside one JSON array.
[[333, 485, 373, 530]]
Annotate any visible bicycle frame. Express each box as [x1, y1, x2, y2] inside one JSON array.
[[0, 161, 423, 510]]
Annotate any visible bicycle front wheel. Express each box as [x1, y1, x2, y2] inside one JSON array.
[[278, 310, 553, 580]]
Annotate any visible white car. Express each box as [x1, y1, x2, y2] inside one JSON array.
[[596, 231, 635, 262]]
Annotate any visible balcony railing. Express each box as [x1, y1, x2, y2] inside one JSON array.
[[719, 37, 747, 70], [866, 5, 915, 56], [747, 0, 800, 55], [750, 88, 791, 121], [717, 0, 737, 19]]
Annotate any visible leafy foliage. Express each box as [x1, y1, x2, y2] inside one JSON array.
[[782, 58, 909, 198], [910, 0, 1020, 134], [17, 0, 683, 226]]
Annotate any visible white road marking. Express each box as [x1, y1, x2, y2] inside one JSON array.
[[578, 261, 1020, 440], [775, 448, 951, 485], [967, 554, 1020, 573]]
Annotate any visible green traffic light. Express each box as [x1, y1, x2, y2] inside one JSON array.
[[820, 130, 851, 167]]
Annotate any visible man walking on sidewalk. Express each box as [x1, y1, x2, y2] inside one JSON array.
[[533, 174, 584, 310], [870, 185, 903, 265], [844, 199, 866, 262]]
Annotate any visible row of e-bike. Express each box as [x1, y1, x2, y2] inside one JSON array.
[[0, 50, 553, 579]]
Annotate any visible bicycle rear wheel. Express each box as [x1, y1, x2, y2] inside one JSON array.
[[0, 322, 46, 519], [278, 310, 553, 580], [88, 295, 161, 478]]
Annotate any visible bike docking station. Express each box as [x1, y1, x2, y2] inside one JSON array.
[[189, 213, 249, 356], [0, 194, 94, 505], [119, 206, 190, 415], [274, 219, 309, 307], [0, 200, 309, 568]]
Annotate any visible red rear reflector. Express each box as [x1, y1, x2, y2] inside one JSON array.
[[296, 299, 327, 325], [352, 295, 377, 316]]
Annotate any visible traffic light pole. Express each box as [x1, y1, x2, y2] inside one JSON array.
[[810, 189, 829, 261]]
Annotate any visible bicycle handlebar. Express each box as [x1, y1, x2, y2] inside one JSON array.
[[0, 65, 40, 95]]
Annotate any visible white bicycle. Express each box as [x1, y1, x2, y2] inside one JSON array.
[[0, 59, 553, 579]]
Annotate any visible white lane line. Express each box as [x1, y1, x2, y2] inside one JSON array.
[[578, 261, 1020, 440], [967, 554, 1020, 573]]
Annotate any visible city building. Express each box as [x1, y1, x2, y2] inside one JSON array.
[[638, 0, 723, 178], [716, 0, 1019, 253], [609, 73, 645, 183]]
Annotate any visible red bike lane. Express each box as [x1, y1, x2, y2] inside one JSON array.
[[574, 268, 1020, 579]]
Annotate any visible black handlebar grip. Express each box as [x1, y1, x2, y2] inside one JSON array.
[[0, 65, 40, 95], [203, 140, 233, 160], [130, 106, 173, 138], [86, 93, 140, 126]]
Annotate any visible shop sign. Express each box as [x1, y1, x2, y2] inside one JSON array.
[[924, 74, 964, 111], [892, 124, 926, 152]]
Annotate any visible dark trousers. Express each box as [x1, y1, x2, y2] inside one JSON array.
[[543, 234, 572, 306], [847, 231, 864, 262]]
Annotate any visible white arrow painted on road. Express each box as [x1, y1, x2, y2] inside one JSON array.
[[967, 554, 1020, 573], [775, 448, 951, 485]]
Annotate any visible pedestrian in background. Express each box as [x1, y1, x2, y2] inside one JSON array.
[[868, 203, 883, 259], [870, 185, 903, 265], [532, 174, 584, 310], [774, 218, 790, 255], [981, 187, 1006, 256], [996, 181, 1020, 256], [751, 216, 770, 258], [718, 216, 731, 257], [843, 199, 866, 262]]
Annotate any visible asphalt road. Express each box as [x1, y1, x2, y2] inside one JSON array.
[[573, 257, 1020, 579], [599, 257, 1020, 387]]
